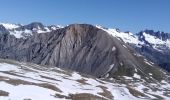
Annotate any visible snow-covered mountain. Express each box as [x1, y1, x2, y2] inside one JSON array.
[[0, 22, 170, 99], [0, 22, 169, 73], [0, 23, 165, 79], [97, 26, 170, 50], [1, 22, 169, 50], [137, 30, 170, 50], [0, 23, 20, 29], [0, 22, 63, 38], [97, 26, 170, 72], [0, 22, 170, 73], [0, 59, 169, 100]]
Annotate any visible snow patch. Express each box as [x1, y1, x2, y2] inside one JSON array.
[[144, 61, 152, 66], [123, 45, 127, 48], [0, 82, 57, 100], [0, 63, 21, 71], [149, 73, 152, 76], [97, 27, 140, 45], [133, 73, 141, 79], [110, 87, 137, 100], [109, 64, 114, 71], [123, 76, 133, 80], [112, 46, 116, 51], [0, 23, 20, 30], [70, 72, 82, 80], [120, 62, 123, 66], [9, 29, 32, 38]]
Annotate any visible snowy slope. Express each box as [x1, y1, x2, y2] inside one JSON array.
[[0, 23, 20, 30], [96, 25, 141, 45], [141, 32, 170, 49], [0, 59, 169, 100], [96, 25, 170, 50]]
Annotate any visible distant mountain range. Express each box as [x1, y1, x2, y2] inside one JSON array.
[[97, 25, 170, 72], [0, 22, 63, 38]]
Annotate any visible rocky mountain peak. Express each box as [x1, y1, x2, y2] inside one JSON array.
[[139, 29, 170, 41], [21, 22, 45, 30], [0, 23, 165, 82]]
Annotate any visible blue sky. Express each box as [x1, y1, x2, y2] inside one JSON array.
[[0, 0, 169, 33]]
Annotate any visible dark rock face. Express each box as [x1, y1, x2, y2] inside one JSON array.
[[22, 22, 45, 30], [0, 24, 162, 78], [133, 45, 170, 72]]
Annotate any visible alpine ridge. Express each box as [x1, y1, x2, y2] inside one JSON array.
[[0, 23, 164, 79]]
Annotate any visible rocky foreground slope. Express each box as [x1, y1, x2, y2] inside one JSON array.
[[0, 59, 169, 100]]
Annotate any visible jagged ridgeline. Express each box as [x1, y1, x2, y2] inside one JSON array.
[[0, 23, 165, 80]]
